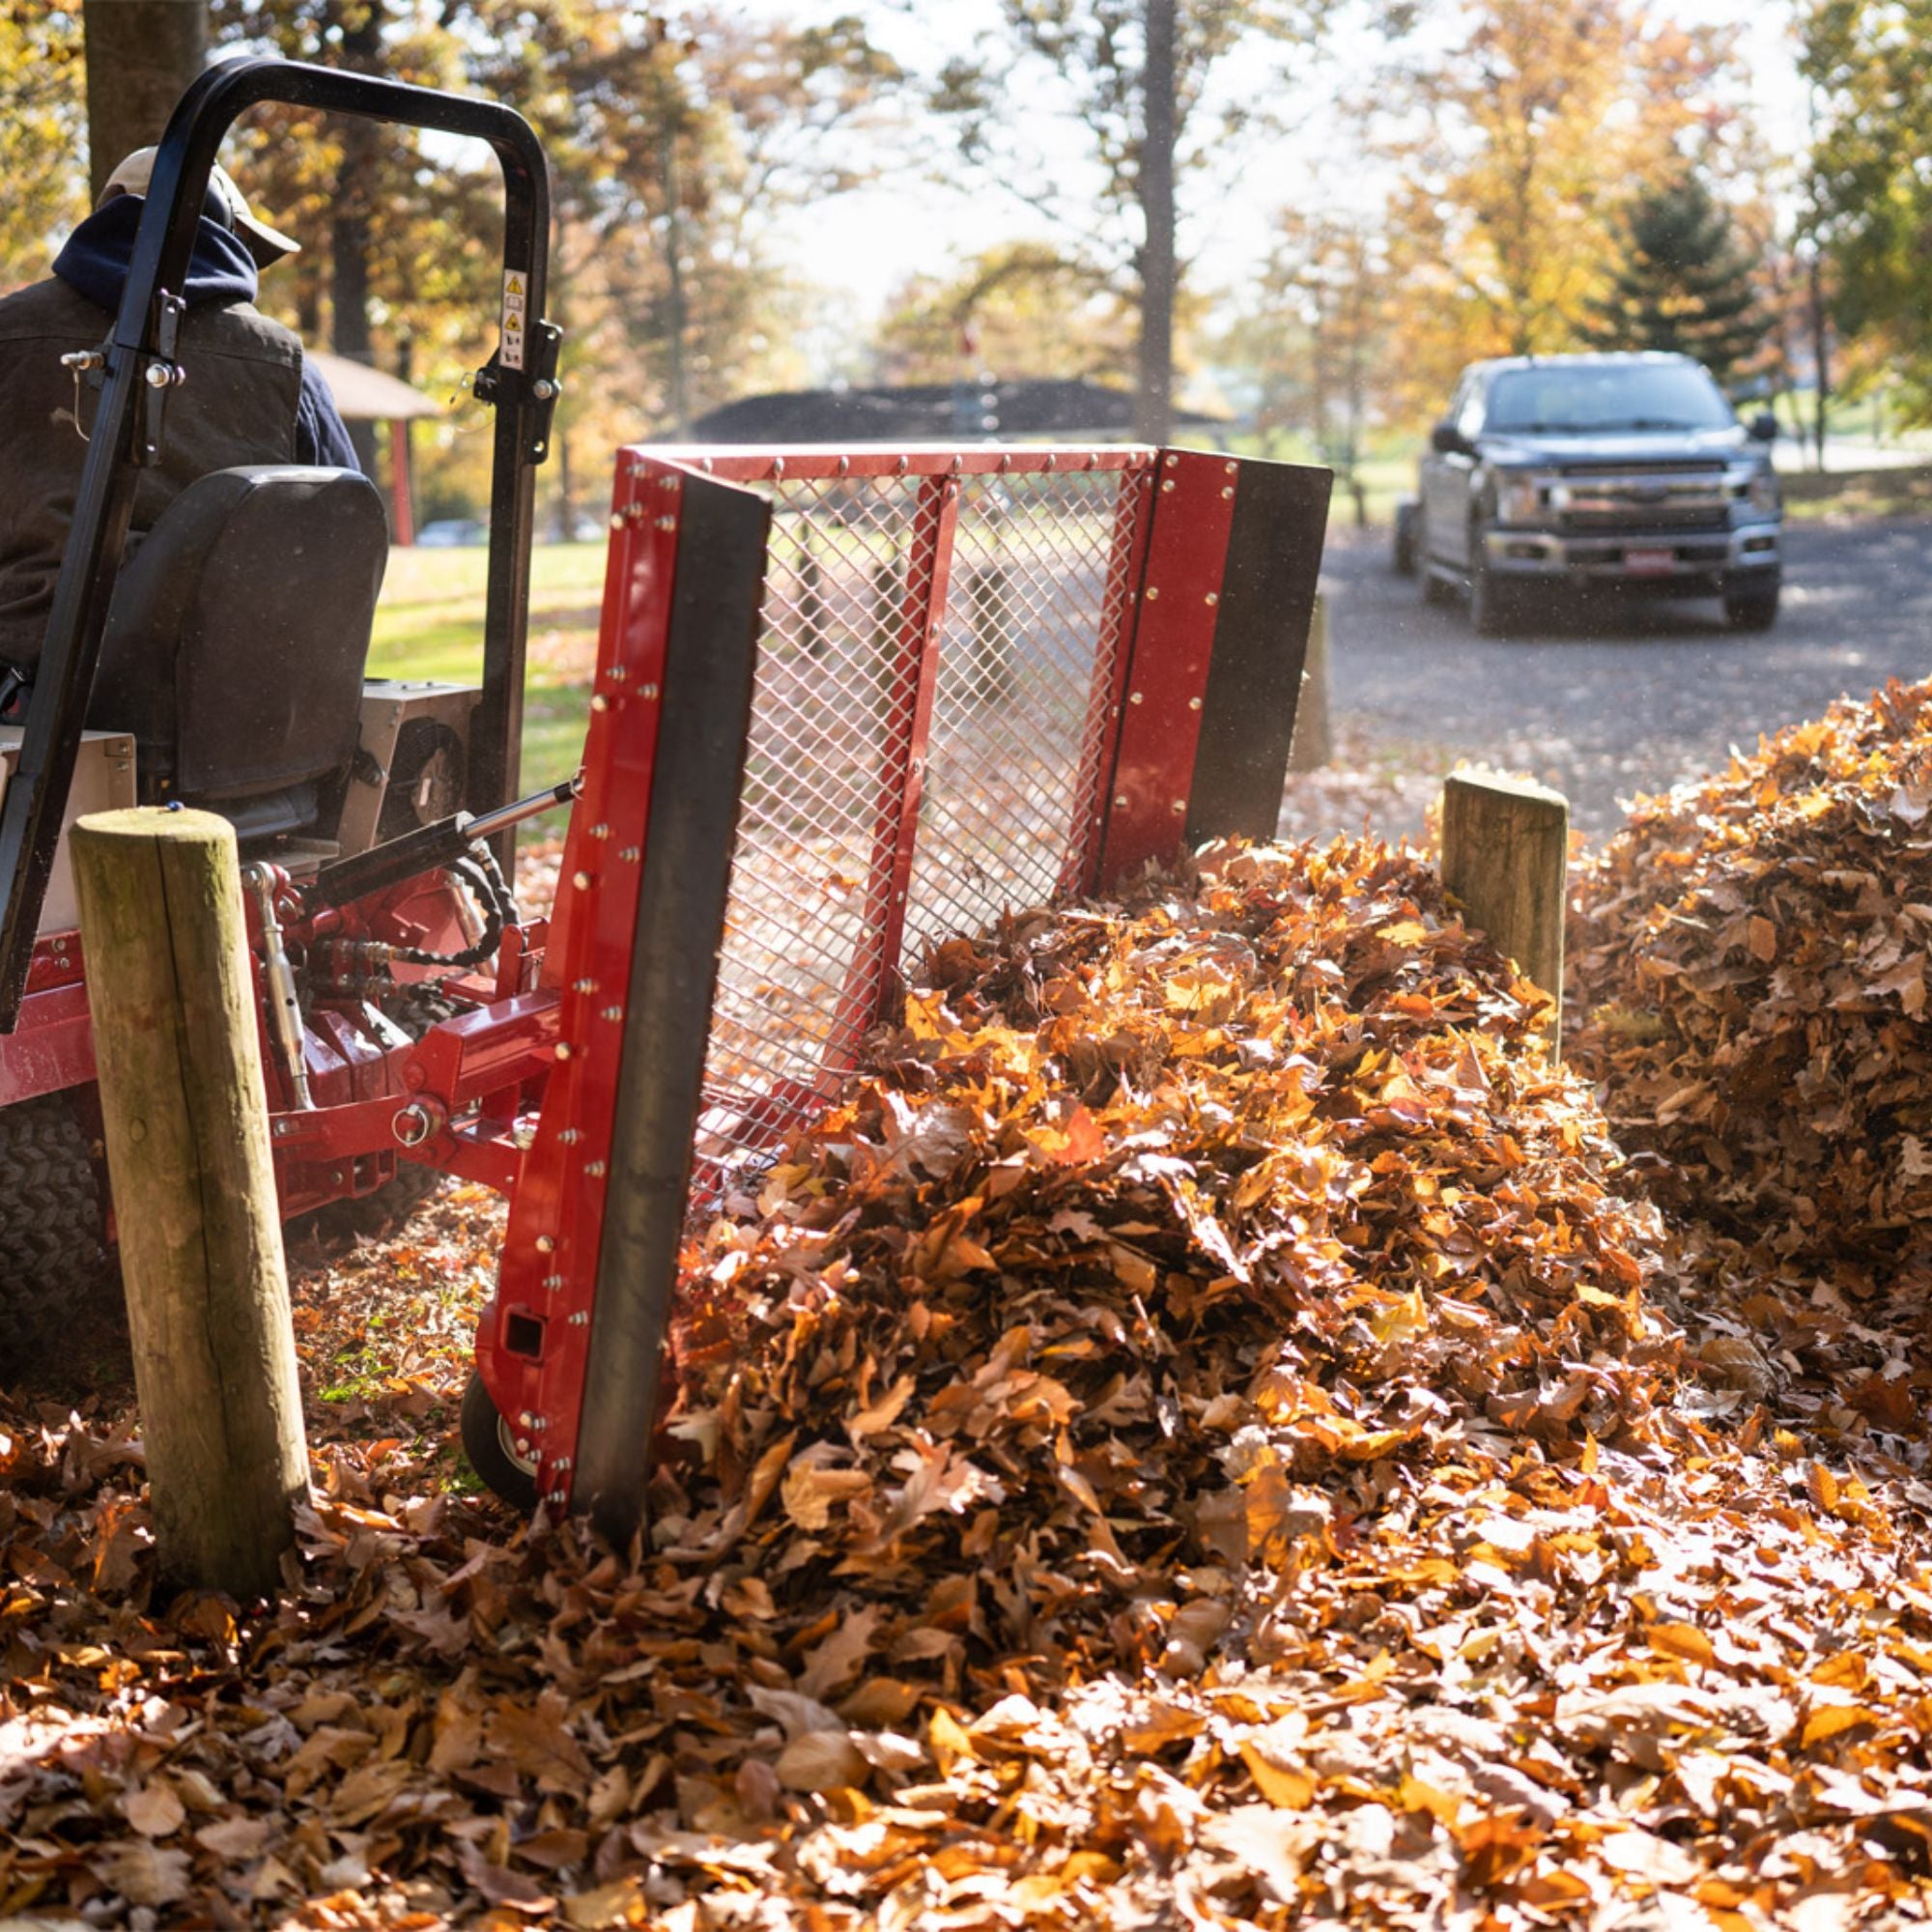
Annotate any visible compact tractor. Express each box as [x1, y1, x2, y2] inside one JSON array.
[[0, 59, 1331, 1535]]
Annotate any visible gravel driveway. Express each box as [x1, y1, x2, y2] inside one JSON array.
[[1317, 517, 1932, 846]]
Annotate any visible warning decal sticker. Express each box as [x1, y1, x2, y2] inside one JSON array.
[[501, 270, 529, 372]]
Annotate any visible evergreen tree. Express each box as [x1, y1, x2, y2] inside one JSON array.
[[1584, 172, 1769, 381]]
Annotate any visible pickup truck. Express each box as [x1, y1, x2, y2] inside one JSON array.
[[1394, 352, 1782, 635]]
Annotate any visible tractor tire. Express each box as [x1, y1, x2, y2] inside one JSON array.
[[460, 1371, 540, 1509], [289, 1159, 447, 1247], [0, 1094, 108, 1362]]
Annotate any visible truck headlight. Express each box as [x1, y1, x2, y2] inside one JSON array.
[[1498, 477, 1546, 524], [1747, 469, 1780, 516]]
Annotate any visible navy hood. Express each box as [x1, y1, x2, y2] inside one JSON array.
[[52, 194, 259, 314]]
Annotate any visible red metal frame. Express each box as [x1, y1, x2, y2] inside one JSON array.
[[0, 438, 1321, 1527], [472, 449, 683, 1472], [1096, 449, 1240, 884], [828, 471, 958, 1059]]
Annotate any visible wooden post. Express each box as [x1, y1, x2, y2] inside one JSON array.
[[1439, 771, 1569, 1056], [1287, 593, 1332, 772], [71, 808, 307, 1596]]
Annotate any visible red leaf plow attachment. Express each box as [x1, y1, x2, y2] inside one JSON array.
[[475, 444, 1330, 1532]]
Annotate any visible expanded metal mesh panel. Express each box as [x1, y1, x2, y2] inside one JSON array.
[[906, 476, 1138, 957], [687, 454, 1151, 1178]]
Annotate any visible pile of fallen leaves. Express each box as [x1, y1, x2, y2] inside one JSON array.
[[1569, 678, 1932, 1435], [6, 836, 1932, 1928]]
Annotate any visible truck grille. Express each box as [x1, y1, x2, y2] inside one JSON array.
[[1554, 465, 1731, 532]]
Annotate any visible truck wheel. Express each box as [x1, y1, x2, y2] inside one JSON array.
[[1469, 562, 1514, 638], [1724, 586, 1779, 632], [1418, 519, 1456, 606], [460, 1371, 540, 1509], [1392, 501, 1417, 576], [0, 1094, 107, 1361]]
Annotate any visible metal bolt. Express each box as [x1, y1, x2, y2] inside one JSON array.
[[569, 1312, 589, 1326], [1160, 479, 1175, 494], [1145, 585, 1159, 601], [559, 1129, 581, 1145], [573, 978, 596, 994], [516, 1437, 532, 1456], [1205, 592, 1219, 607], [1188, 696, 1203, 711], [1224, 460, 1237, 474], [554, 1042, 573, 1061], [536, 1235, 555, 1253], [143, 361, 174, 390], [1114, 794, 1129, 809], [1171, 800, 1186, 814], [532, 1417, 548, 1433], [590, 694, 609, 712], [1166, 453, 1180, 468], [609, 513, 624, 531], [1128, 692, 1144, 705], [619, 846, 640, 863], [1221, 486, 1234, 500], [584, 1160, 607, 1178], [554, 1459, 572, 1471], [657, 516, 677, 531], [532, 378, 557, 400], [543, 1273, 563, 1290], [518, 1412, 535, 1430], [610, 665, 628, 682], [601, 1006, 623, 1022], [590, 823, 611, 839], [641, 683, 660, 699], [573, 870, 592, 890]]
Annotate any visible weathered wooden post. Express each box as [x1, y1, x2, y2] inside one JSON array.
[[71, 808, 308, 1596], [1439, 771, 1569, 1056], [1287, 593, 1332, 772]]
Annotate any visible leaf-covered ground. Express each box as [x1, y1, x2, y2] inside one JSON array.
[[6, 766, 1932, 1926]]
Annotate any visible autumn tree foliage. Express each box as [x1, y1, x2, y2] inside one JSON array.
[[928, 0, 1335, 442], [1803, 0, 1932, 425], [1582, 171, 1770, 382], [1378, 0, 1749, 414], [207, 0, 894, 527], [0, 4, 87, 294], [872, 242, 1139, 387], [1217, 210, 1393, 498]]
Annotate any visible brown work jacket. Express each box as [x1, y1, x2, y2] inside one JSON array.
[[0, 274, 302, 673]]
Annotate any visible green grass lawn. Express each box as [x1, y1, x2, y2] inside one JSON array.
[[1780, 464, 1932, 523], [372, 539, 607, 816]]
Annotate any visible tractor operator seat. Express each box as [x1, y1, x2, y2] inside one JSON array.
[[90, 465, 387, 840]]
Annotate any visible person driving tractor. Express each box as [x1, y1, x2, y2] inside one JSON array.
[[0, 148, 355, 704]]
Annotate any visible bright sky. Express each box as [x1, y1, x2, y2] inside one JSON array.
[[738, 0, 1810, 368]]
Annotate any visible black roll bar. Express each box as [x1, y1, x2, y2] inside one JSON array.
[[0, 56, 554, 1028]]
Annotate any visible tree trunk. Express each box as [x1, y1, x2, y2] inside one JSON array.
[[71, 808, 308, 1597], [1808, 245, 1830, 474], [83, 0, 208, 202], [1134, 0, 1177, 445], [662, 127, 691, 438], [328, 0, 383, 479]]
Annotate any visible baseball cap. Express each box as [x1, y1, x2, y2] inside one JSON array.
[[98, 146, 301, 268]]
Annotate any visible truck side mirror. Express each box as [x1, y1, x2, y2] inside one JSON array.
[[1748, 412, 1778, 443], [1431, 421, 1469, 457]]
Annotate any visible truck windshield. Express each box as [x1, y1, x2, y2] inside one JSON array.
[[1485, 364, 1736, 434]]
